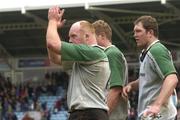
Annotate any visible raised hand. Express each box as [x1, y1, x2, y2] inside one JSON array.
[[48, 6, 66, 28]]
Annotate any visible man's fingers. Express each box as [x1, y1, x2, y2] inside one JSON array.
[[61, 19, 66, 25], [48, 6, 64, 21], [58, 9, 65, 19], [61, 9, 65, 15], [143, 110, 148, 117], [142, 107, 156, 118], [123, 90, 128, 97], [57, 19, 66, 28], [122, 89, 129, 101], [122, 86, 131, 97], [122, 92, 128, 100]]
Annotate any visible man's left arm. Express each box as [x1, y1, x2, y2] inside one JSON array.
[[154, 74, 178, 106], [143, 47, 178, 117], [144, 74, 178, 117], [106, 49, 126, 114], [107, 87, 122, 114]]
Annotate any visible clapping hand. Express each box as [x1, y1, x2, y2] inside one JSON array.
[[48, 6, 66, 28]]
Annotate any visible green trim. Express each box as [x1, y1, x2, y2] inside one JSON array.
[[61, 42, 107, 62], [149, 43, 176, 77], [105, 46, 125, 88]]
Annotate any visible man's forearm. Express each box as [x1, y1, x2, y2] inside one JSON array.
[[153, 74, 178, 107], [46, 20, 61, 54], [129, 79, 139, 91], [107, 87, 122, 114]]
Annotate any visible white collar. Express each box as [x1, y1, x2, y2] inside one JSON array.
[[92, 44, 105, 50], [91, 44, 98, 47], [104, 45, 115, 51]]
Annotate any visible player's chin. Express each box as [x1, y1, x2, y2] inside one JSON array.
[[136, 42, 141, 47], [136, 42, 143, 48]]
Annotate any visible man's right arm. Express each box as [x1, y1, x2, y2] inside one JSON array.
[[46, 6, 65, 64], [122, 79, 139, 98], [47, 49, 61, 65], [46, 20, 62, 54]]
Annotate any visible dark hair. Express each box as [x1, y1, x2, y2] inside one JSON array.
[[92, 20, 112, 41], [134, 16, 159, 37]]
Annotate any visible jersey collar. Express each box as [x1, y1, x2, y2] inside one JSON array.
[[142, 40, 159, 53]]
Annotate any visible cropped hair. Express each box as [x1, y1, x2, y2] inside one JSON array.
[[79, 20, 95, 34], [134, 16, 159, 37], [92, 20, 112, 41]]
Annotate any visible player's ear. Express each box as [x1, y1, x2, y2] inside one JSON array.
[[85, 34, 89, 39], [84, 34, 89, 43], [148, 29, 154, 35], [101, 32, 106, 39]]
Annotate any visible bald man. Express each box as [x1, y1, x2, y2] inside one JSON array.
[[46, 6, 110, 120]]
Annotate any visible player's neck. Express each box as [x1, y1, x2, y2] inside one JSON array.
[[104, 40, 112, 48]]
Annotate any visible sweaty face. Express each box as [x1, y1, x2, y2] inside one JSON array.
[[68, 24, 85, 44], [133, 22, 149, 49]]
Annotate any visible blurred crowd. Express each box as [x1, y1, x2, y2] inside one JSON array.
[[0, 71, 69, 120], [0, 67, 179, 120]]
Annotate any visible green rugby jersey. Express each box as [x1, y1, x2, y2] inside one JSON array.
[[61, 42, 110, 111], [138, 40, 177, 119], [105, 45, 129, 120]]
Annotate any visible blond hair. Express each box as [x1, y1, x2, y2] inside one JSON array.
[[79, 20, 95, 34]]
